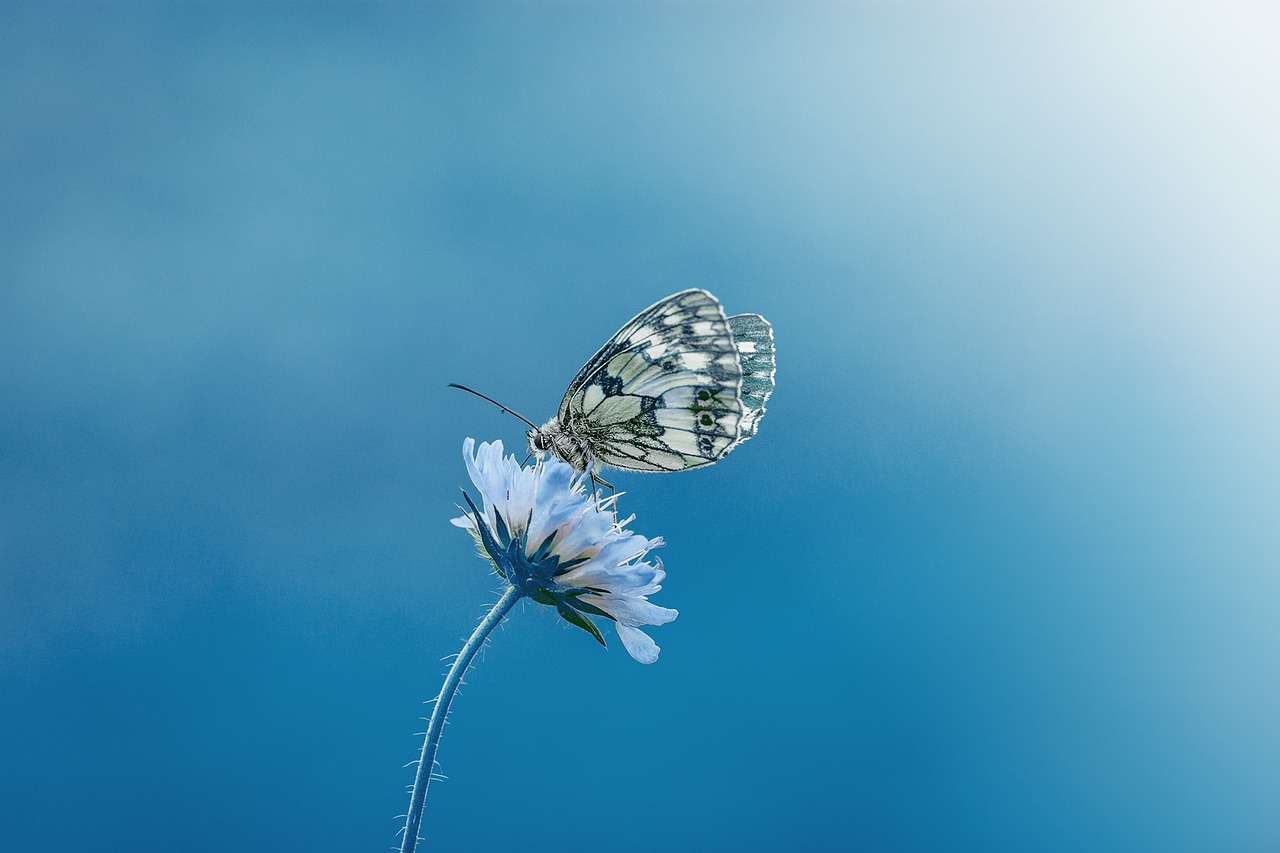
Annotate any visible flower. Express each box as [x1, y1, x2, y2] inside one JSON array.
[[451, 437, 677, 664]]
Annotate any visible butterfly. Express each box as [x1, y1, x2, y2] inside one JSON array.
[[452, 289, 774, 481], [519, 288, 775, 478]]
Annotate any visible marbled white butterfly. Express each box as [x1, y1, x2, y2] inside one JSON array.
[[453, 289, 773, 478], [453, 289, 772, 479]]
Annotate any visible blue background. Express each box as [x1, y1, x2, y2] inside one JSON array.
[[3, 3, 1278, 851]]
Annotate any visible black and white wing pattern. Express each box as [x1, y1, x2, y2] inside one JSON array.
[[554, 289, 745, 472], [726, 313, 775, 442]]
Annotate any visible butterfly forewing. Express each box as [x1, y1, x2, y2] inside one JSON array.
[[557, 289, 745, 472]]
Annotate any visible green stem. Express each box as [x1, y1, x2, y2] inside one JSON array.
[[400, 583, 523, 853]]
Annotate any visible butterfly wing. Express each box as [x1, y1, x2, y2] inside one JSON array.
[[726, 313, 775, 442], [557, 289, 745, 472]]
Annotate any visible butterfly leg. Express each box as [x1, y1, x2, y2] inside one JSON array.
[[589, 472, 619, 520], [589, 472, 616, 497]]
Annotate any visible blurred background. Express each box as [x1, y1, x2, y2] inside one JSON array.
[[2, 2, 1278, 850]]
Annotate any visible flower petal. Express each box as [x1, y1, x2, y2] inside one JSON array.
[[616, 624, 661, 664], [454, 436, 676, 663], [580, 593, 678, 628]]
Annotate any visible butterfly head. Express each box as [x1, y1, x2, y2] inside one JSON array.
[[527, 427, 553, 455], [531, 418, 599, 473]]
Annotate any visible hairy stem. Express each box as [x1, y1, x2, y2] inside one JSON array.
[[400, 583, 523, 853]]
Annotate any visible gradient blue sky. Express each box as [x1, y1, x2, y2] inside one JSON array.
[[2, 3, 1278, 851]]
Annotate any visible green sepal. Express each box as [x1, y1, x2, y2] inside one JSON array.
[[460, 490, 512, 582], [553, 555, 590, 575], [527, 529, 559, 565], [528, 586, 558, 607], [562, 593, 613, 621], [554, 599, 607, 648]]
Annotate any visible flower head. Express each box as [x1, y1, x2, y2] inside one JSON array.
[[451, 438, 677, 664]]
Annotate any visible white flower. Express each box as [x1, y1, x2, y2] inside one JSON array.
[[451, 438, 677, 664]]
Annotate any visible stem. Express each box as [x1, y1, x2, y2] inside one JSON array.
[[400, 583, 523, 853]]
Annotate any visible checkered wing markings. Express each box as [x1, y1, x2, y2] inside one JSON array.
[[557, 289, 714, 421], [559, 289, 745, 472], [727, 313, 775, 442]]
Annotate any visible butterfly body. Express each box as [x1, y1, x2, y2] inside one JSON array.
[[528, 289, 775, 474]]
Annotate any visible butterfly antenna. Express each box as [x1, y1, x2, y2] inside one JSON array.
[[446, 383, 540, 431]]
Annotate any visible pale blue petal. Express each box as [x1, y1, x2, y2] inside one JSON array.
[[581, 593, 677, 628], [616, 624, 660, 664], [453, 436, 675, 663], [462, 438, 509, 521]]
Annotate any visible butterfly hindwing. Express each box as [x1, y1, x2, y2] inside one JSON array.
[[558, 289, 745, 472], [726, 313, 775, 442]]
